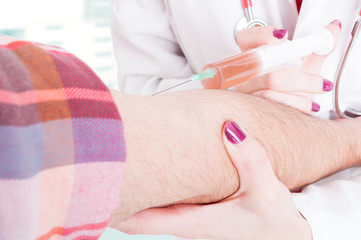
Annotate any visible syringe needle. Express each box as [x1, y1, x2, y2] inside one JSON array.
[[151, 68, 216, 96], [151, 79, 193, 96]]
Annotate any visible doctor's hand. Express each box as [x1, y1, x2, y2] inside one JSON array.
[[234, 21, 341, 114], [115, 121, 312, 240]]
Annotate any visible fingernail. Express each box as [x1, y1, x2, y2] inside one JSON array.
[[323, 79, 334, 91], [331, 19, 342, 28], [312, 102, 320, 112], [273, 29, 287, 39], [224, 121, 247, 144]]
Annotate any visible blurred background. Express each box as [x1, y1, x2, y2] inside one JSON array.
[[0, 0, 118, 89]]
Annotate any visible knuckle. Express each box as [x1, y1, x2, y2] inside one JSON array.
[[262, 190, 279, 205], [257, 186, 285, 211], [258, 90, 275, 99], [264, 73, 280, 90], [235, 84, 246, 92], [315, 76, 324, 92], [265, 26, 284, 43], [237, 26, 278, 50]]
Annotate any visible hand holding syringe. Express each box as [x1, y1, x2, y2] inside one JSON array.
[[153, 22, 340, 113]]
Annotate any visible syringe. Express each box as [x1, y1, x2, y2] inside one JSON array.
[[152, 27, 334, 95]]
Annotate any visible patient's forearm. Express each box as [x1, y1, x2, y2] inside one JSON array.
[[110, 90, 238, 222], [110, 89, 360, 225]]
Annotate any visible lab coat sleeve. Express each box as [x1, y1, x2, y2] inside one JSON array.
[[111, 0, 202, 95], [292, 167, 361, 240]]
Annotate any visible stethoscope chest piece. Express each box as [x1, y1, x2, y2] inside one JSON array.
[[234, 17, 267, 44], [235, 17, 267, 31], [234, 0, 267, 45]]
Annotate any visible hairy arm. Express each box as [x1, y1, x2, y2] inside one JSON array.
[[110, 89, 361, 225]]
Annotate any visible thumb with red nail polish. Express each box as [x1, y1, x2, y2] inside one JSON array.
[[223, 121, 279, 197], [113, 121, 312, 240]]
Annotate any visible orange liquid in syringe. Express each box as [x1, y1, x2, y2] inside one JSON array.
[[201, 51, 262, 89]]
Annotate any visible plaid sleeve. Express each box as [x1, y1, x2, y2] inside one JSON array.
[[0, 35, 126, 240]]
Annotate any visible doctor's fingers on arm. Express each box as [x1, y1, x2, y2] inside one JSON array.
[[235, 26, 288, 51], [235, 68, 334, 94]]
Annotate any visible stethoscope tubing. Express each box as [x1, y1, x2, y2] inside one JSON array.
[[333, 17, 361, 118]]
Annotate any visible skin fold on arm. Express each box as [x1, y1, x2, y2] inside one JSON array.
[[109, 88, 361, 226]]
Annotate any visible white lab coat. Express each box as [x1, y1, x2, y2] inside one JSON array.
[[111, 0, 361, 239]]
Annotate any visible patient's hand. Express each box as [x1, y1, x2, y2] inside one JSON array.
[[115, 121, 312, 240]]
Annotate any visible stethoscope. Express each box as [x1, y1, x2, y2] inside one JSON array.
[[234, 0, 361, 119], [333, 13, 361, 119], [234, 0, 267, 45]]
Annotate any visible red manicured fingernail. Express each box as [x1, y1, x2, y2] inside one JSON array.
[[312, 102, 320, 112], [323, 79, 334, 91], [224, 121, 247, 144], [273, 29, 287, 39], [331, 19, 342, 28]]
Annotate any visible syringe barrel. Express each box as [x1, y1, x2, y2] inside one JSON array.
[[200, 28, 334, 90], [201, 51, 262, 89]]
